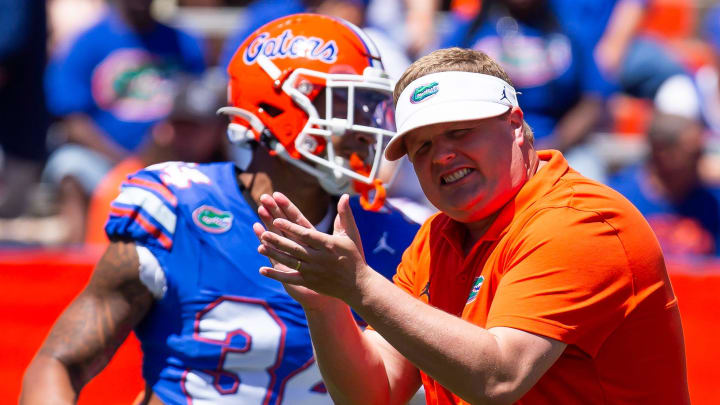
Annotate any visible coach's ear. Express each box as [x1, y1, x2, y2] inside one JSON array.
[[509, 106, 525, 146]]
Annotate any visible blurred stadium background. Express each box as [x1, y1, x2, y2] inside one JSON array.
[[2, 0, 720, 403]]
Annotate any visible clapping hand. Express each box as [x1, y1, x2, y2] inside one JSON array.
[[254, 193, 370, 308]]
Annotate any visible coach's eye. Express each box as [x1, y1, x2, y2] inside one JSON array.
[[449, 128, 470, 139], [415, 141, 430, 156]]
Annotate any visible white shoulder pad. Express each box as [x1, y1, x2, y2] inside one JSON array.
[[136, 245, 168, 299]]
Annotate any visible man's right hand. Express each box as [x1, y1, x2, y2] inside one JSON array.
[[253, 192, 341, 311]]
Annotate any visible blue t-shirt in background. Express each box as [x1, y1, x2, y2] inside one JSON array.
[[550, 0, 649, 47], [608, 164, 720, 257], [45, 9, 206, 152]]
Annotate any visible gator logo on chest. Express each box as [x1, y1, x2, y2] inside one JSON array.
[[192, 205, 233, 233], [466, 276, 485, 304]]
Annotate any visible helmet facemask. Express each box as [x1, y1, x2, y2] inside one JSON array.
[[290, 67, 395, 205]]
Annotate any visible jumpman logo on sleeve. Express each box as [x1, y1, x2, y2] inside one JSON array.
[[419, 281, 430, 300]]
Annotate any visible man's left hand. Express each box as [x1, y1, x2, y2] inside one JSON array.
[[256, 193, 371, 306]]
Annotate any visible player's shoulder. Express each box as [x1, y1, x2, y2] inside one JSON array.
[[105, 161, 235, 250], [133, 161, 240, 211], [141, 160, 216, 184]]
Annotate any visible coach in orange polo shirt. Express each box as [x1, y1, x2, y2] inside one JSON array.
[[254, 47, 690, 404]]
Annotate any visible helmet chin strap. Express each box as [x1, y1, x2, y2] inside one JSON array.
[[350, 153, 386, 211]]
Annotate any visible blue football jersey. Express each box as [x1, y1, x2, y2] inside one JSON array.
[[105, 161, 419, 405]]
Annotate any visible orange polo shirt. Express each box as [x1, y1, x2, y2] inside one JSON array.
[[394, 150, 689, 404]]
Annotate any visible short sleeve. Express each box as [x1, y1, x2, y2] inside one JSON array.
[[486, 207, 634, 357], [105, 168, 179, 251], [393, 246, 417, 296]]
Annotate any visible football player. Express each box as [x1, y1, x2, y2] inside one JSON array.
[[21, 14, 419, 405]]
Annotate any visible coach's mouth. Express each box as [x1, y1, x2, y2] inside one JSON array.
[[440, 167, 474, 185]]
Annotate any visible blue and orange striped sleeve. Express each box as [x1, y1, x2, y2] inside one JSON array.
[[105, 169, 179, 251]]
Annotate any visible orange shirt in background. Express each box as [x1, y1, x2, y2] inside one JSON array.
[[84, 157, 144, 246], [394, 150, 689, 404]]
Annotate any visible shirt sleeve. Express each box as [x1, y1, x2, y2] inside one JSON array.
[[105, 168, 179, 251], [485, 206, 634, 357]]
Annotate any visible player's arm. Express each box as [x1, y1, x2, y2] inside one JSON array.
[[267, 247, 565, 404], [299, 298, 421, 405], [351, 271, 567, 404], [253, 193, 421, 405], [20, 240, 153, 404], [258, 194, 567, 404]]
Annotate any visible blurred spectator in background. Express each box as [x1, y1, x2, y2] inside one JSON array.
[[84, 69, 227, 245], [553, 0, 700, 120], [43, 0, 207, 243], [0, 0, 49, 217], [697, 4, 720, 135], [0, 70, 227, 246], [366, 0, 440, 58], [441, 0, 612, 181], [47, 0, 105, 50], [218, 0, 304, 69], [608, 112, 720, 257]]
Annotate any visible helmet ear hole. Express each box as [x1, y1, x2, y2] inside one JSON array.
[[258, 102, 283, 117]]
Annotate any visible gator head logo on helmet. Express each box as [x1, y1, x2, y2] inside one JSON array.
[[219, 13, 396, 211]]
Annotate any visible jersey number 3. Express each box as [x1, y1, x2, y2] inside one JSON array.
[[182, 297, 332, 405]]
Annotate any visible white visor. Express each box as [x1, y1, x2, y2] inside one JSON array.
[[385, 71, 519, 161]]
